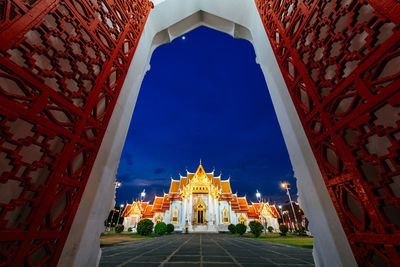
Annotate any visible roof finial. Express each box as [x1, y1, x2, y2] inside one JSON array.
[[200, 158, 202, 165]]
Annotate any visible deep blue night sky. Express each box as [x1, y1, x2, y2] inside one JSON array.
[[115, 26, 297, 206]]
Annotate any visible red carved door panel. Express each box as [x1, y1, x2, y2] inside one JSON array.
[[255, 0, 400, 265], [0, 0, 152, 265]]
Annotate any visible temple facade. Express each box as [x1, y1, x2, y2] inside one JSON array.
[[122, 163, 280, 232]]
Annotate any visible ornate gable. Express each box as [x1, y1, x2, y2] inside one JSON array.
[[180, 163, 220, 197]]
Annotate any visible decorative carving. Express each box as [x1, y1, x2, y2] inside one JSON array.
[[0, 0, 152, 265], [255, 0, 400, 265]]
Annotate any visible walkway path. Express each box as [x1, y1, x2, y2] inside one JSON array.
[[99, 233, 315, 267]]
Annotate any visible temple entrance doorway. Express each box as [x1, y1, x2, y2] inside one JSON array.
[[195, 199, 206, 225]]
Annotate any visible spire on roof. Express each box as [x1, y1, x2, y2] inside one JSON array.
[[200, 158, 202, 165]]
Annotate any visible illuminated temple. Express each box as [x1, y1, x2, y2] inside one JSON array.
[[122, 163, 280, 232]]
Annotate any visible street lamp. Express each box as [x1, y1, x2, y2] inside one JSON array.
[[114, 180, 122, 189], [140, 189, 146, 202], [281, 181, 298, 230], [108, 180, 122, 229], [256, 190, 261, 203], [116, 203, 124, 227]]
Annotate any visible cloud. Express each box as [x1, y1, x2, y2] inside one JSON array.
[[124, 178, 169, 187], [153, 167, 166, 174]]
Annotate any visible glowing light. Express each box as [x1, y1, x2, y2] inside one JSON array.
[[181, 36, 186, 40], [120, 204, 124, 207]]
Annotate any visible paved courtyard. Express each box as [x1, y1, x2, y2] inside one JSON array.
[[99, 234, 315, 267]]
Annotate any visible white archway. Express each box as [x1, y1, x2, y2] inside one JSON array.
[[59, 1, 357, 266]]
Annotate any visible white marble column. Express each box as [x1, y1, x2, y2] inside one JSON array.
[[215, 199, 219, 225], [189, 195, 193, 231], [182, 198, 187, 229], [207, 195, 212, 230]]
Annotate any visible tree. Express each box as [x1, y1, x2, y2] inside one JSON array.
[[154, 222, 167, 235], [279, 224, 288, 236], [115, 224, 124, 233], [236, 223, 247, 235], [137, 219, 154, 236], [267, 226, 274, 233], [249, 221, 264, 237], [166, 223, 174, 234], [228, 224, 236, 234]]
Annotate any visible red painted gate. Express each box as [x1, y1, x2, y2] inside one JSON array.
[[0, 0, 152, 265], [255, 0, 400, 265], [0, 0, 399, 266]]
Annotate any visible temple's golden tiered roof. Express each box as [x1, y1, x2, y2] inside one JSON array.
[[122, 163, 280, 220]]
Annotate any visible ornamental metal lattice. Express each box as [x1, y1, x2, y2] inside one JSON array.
[[0, 0, 152, 265], [255, 0, 400, 265]]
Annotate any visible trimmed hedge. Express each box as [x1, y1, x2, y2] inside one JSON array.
[[155, 222, 167, 235], [267, 226, 274, 233], [236, 223, 247, 235], [166, 223, 174, 234], [249, 221, 264, 237], [228, 224, 236, 234], [279, 224, 288, 236], [115, 224, 124, 233], [137, 219, 154, 236]]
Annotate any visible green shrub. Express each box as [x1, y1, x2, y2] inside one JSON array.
[[115, 224, 124, 233], [279, 224, 288, 236], [137, 219, 154, 236], [166, 223, 174, 234], [236, 223, 247, 235], [127, 227, 133, 232], [228, 224, 236, 234], [267, 226, 274, 233], [249, 221, 264, 237], [154, 222, 167, 235], [298, 225, 306, 236]]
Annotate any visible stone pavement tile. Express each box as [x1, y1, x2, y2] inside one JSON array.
[[134, 255, 169, 262], [169, 255, 201, 262], [203, 250, 227, 256], [175, 251, 200, 255], [150, 250, 177, 256], [235, 257, 271, 264], [269, 257, 311, 265], [241, 264, 279, 267], [125, 263, 160, 267], [203, 256, 234, 263], [163, 264, 200, 266], [100, 254, 135, 264], [203, 264, 239, 267]]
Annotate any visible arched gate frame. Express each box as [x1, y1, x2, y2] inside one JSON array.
[[0, 0, 399, 266]]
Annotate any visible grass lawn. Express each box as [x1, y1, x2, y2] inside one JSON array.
[[263, 237, 314, 249], [103, 231, 159, 238], [100, 232, 163, 246], [229, 233, 314, 249]]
